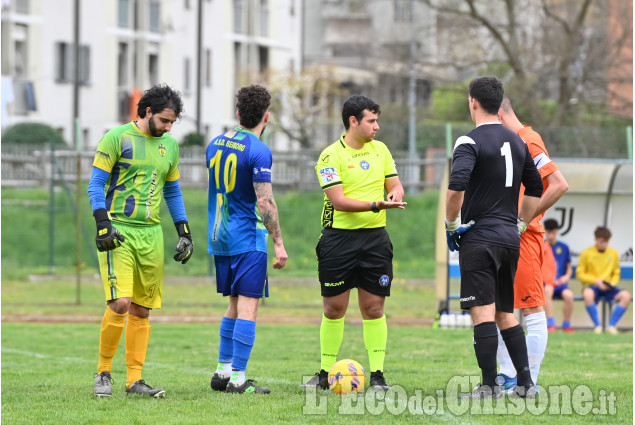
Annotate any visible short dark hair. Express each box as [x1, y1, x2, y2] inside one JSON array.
[[469, 76, 504, 115], [137, 84, 184, 119], [543, 218, 560, 231], [236, 84, 271, 129], [341, 95, 380, 130], [594, 226, 612, 239]]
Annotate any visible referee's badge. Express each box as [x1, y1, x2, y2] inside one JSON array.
[[379, 275, 390, 287], [360, 160, 370, 170]]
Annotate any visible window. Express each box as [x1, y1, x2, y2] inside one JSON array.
[[149, 54, 159, 86], [15, 0, 29, 14], [149, 0, 160, 32], [259, 0, 269, 37], [394, 0, 412, 23], [55, 42, 90, 84], [14, 24, 28, 78], [205, 49, 212, 87], [233, 0, 244, 33], [184, 58, 191, 93], [258, 46, 268, 75], [118, 42, 129, 87], [118, 0, 129, 28]]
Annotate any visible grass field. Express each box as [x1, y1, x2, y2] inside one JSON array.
[[0, 187, 438, 280], [1, 277, 633, 424]]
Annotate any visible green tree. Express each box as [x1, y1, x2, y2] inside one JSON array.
[[2, 122, 67, 145]]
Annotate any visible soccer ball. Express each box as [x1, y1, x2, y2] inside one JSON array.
[[328, 359, 366, 394]]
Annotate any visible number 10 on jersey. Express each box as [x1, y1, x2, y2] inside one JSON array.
[[209, 149, 237, 241]]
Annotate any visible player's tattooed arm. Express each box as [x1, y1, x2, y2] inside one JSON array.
[[253, 182, 283, 244]]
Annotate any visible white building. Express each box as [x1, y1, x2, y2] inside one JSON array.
[[1, 0, 302, 148]]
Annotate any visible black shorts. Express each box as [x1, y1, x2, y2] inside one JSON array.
[[459, 242, 519, 313], [316, 227, 393, 297]]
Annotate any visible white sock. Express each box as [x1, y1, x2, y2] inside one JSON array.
[[216, 362, 232, 378], [525, 312, 548, 385], [230, 369, 246, 386], [496, 326, 517, 378]]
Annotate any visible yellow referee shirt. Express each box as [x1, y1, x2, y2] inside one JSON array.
[[315, 134, 398, 229]]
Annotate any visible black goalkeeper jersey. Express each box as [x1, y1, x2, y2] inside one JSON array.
[[448, 122, 543, 249]]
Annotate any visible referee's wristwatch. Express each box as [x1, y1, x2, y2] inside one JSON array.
[[371, 201, 380, 213]]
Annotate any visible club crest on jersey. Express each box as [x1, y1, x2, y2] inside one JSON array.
[[379, 275, 390, 287], [158, 144, 167, 157], [360, 160, 370, 170]]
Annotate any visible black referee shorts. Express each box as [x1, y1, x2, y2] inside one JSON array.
[[316, 227, 393, 297], [458, 242, 519, 313]]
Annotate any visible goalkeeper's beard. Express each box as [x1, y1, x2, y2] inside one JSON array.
[[148, 116, 165, 137]]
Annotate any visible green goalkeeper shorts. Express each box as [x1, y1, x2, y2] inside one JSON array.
[[98, 221, 164, 309]]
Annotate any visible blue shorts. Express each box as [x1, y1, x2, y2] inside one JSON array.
[[587, 285, 621, 302], [552, 284, 569, 299], [214, 251, 269, 298]]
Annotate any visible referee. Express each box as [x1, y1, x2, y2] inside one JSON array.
[[445, 76, 543, 399], [300, 95, 406, 391]]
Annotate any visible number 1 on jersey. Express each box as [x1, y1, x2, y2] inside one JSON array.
[[500, 142, 512, 187]]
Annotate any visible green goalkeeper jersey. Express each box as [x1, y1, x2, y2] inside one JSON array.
[[92, 121, 180, 225]]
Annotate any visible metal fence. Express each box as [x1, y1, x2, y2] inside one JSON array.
[[0, 144, 448, 192]]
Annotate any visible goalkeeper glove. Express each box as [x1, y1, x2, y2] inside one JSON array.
[[445, 218, 475, 252], [517, 218, 528, 236], [93, 208, 125, 252], [173, 221, 193, 264]]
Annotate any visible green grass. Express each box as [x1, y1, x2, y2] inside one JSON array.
[[2, 322, 632, 425], [1, 278, 633, 424], [0, 187, 438, 280]]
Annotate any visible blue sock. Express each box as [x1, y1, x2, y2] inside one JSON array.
[[232, 319, 256, 371], [218, 317, 236, 363], [609, 305, 627, 327], [585, 304, 601, 327], [562, 320, 571, 328], [547, 317, 556, 327]]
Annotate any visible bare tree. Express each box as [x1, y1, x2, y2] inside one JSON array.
[[421, 0, 632, 126], [268, 65, 349, 149]]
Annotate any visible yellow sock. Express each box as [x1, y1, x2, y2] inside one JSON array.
[[125, 314, 151, 388], [363, 315, 387, 372], [97, 307, 127, 373]]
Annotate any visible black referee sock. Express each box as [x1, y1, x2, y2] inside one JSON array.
[[500, 324, 533, 388], [473, 321, 498, 387]]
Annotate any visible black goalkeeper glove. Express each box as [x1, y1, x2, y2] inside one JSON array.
[[93, 208, 125, 252], [174, 221, 193, 264]]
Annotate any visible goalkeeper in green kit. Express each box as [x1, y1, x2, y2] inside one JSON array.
[[87, 84, 193, 398]]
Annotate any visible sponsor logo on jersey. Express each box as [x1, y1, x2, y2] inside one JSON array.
[[319, 167, 339, 184], [96, 150, 110, 159], [158, 144, 166, 157], [253, 167, 272, 176], [360, 160, 370, 170], [460, 296, 476, 302], [324, 280, 345, 287], [348, 165, 355, 168], [521, 295, 532, 302], [321, 154, 330, 163], [352, 151, 369, 158], [379, 275, 390, 287]]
